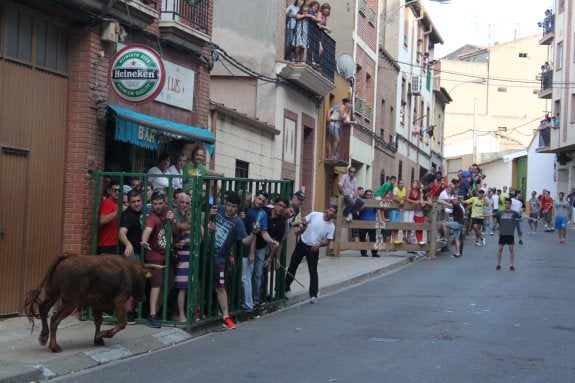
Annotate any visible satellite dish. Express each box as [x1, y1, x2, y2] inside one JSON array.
[[336, 53, 356, 80]]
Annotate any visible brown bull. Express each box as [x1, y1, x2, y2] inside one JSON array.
[[24, 254, 159, 352]]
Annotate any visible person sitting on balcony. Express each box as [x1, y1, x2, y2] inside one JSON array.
[[285, 0, 304, 61], [326, 98, 353, 159]]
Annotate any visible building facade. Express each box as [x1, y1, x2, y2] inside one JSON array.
[[0, 0, 214, 315], [442, 35, 549, 163], [535, 0, 575, 193]]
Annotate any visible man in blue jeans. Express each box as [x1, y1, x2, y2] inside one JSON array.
[[338, 166, 364, 222]]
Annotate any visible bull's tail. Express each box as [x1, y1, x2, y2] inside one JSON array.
[[23, 254, 70, 324]]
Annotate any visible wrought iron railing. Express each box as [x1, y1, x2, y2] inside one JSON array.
[[538, 14, 554, 36], [285, 16, 336, 82], [541, 70, 553, 92], [538, 127, 550, 148], [161, 0, 209, 33]]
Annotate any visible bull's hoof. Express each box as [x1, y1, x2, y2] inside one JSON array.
[[94, 331, 106, 345], [39, 334, 48, 346], [49, 344, 62, 353]]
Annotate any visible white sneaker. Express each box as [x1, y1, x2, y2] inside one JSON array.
[[310, 296, 318, 304], [345, 213, 353, 222], [481, 238, 486, 245]]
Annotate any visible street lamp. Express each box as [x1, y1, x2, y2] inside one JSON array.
[[447, 77, 486, 94]]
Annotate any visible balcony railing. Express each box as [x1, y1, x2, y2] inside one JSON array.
[[285, 19, 336, 82], [538, 127, 550, 148], [538, 14, 554, 36], [541, 70, 553, 92], [161, 0, 209, 33]]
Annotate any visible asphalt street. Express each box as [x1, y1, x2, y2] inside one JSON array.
[[52, 230, 575, 383]]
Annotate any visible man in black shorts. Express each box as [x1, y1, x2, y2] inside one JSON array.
[[493, 198, 522, 271]]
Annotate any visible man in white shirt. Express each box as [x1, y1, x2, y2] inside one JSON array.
[[167, 153, 186, 190], [285, 204, 337, 303], [510, 191, 524, 244]]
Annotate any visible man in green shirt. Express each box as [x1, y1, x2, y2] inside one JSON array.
[[466, 189, 486, 246]]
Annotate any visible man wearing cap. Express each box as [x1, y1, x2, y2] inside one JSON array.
[[288, 190, 305, 227], [285, 204, 337, 303], [338, 167, 364, 222]]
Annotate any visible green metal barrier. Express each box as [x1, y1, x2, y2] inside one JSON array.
[[90, 171, 291, 327]]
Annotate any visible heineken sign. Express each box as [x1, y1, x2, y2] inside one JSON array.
[[109, 45, 165, 104]]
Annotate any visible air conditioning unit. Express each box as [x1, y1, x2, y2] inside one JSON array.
[[100, 20, 119, 43], [411, 75, 421, 95]]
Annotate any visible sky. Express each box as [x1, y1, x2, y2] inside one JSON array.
[[422, 0, 554, 58]]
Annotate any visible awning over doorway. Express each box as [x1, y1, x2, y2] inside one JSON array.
[[108, 105, 215, 153]]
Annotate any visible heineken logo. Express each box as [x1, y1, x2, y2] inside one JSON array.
[[109, 45, 165, 104]]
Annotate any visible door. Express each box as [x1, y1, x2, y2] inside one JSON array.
[[0, 148, 29, 315]]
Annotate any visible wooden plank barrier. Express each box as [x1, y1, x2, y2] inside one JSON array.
[[332, 195, 444, 257]]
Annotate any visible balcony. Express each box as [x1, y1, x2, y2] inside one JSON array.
[[279, 21, 336, 96], [536, 127, 551, 150], [538, 14, 554, 45], [539, 70, 552, 99], [159, 0, 211, 51]]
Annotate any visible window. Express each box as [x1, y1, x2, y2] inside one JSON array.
[[556, 42, 563, 70], [368, 8, 376, 26], [398, 160, 403, 182], [4, 6, 69, 74], [497, 127, 507, 132], [571, 94, 575, 123], [518, 53, 528, 58], [497, 87, 507, 92], [410, 167, 415, 184], [359, 0, 367, 16], [235, 160, 249, 179], [380, 128, 385, 137]]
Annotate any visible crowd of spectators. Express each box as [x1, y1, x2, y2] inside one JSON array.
[[96, 148, 305, 329]]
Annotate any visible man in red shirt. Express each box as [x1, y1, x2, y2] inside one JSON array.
[[97, 180, 121, 254], [141, 189, 174, 328], [540, 190, 554, 232]]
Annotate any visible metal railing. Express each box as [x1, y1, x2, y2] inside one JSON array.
[[538, 127, 550, 148], [90, 171, 291, 327], [538, 14, 554, 36], [161, 0, 209, 33], [285, 18, 336, 82], [541, 70, 553, 92]]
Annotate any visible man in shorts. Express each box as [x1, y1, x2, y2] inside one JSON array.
[[493, 198, 522, 271], [208, 192, 259, 329], [466, 189, 487, 245], [140, 189, 175, 328]]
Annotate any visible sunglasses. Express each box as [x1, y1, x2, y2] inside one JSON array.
[[111, 188, 120, 192], [152, 189, 167, 197]]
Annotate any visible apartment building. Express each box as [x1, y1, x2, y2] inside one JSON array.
[[442, 35, 548, 163], [535, 1, 575, 192]]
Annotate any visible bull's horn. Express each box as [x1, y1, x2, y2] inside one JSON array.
[[143, 263, 166, 269]]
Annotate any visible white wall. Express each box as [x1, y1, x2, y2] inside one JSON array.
[[526, 137, 557, 196], [215, 116, 276, 179]]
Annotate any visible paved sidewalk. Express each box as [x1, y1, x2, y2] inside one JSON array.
[[0, 250, 412, 382]]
